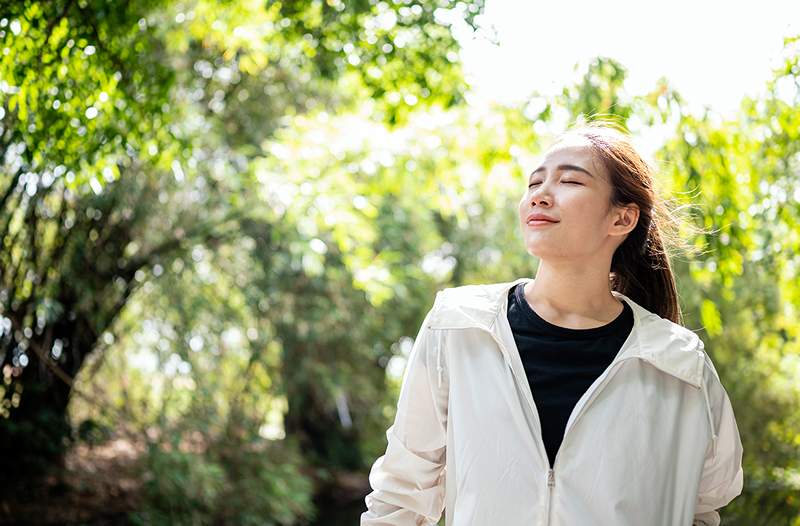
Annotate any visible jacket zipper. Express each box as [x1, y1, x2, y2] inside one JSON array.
[[487, 330, 556, 525], [490, 327, 639, 526], [545, 467, 554, 525]]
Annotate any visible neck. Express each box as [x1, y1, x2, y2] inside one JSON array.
[[525, 262, 622, 327]]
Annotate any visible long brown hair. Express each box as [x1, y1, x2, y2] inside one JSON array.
[[552, 119, 706, 326]]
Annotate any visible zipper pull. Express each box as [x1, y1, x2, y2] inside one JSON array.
[[547, 468, 555, 488]]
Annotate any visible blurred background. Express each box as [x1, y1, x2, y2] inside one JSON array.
[[1, 0, 799, 524]]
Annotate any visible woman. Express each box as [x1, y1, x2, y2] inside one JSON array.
[[360, 122, 744, 526]]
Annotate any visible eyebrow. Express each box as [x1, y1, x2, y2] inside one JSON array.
[[529, 164, 594, 179]]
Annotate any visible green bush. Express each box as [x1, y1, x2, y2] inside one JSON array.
[[130, 436, 315, 526]]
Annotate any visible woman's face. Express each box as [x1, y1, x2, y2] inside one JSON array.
[[518, 136, 632, 260]]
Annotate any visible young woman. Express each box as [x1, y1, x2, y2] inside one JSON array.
[[360, 122, 744, 526]]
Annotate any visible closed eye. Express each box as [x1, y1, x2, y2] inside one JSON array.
[[528, 181, 583, 187]]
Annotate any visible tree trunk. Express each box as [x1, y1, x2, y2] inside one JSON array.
[[0, 315, 96, 492]]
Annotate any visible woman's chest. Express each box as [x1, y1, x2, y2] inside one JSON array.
[[443, 328, 710, 480]]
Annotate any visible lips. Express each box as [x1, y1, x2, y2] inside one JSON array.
[[527, 220, 558, 228], [525, 212, 559, 223]]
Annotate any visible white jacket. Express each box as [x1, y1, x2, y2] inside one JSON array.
[[361, 277, 744, 526]]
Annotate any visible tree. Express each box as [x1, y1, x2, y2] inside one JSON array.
[[0, 0, 486, 497]]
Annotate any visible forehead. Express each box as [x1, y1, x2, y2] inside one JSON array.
[[541, 137, 596, 167]]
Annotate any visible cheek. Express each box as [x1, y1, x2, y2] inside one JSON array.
[[569, 198, 609, 229], [517, 195, 528, 216], [557, 195, 603, 223]]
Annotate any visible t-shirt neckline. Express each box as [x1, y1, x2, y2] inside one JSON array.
[[511, 282, 631, 338]]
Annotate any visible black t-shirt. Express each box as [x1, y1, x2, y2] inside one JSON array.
[[506, 282, 634, 469]]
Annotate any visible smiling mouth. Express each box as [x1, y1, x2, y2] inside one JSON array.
[[527, 219, 558, 227]]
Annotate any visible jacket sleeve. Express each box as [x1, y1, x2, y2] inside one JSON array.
[[692, 350, 744, 526], [361, 297, 448, 526]]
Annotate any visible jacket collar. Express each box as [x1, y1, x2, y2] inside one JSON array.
[[427, 277, 705, 389]]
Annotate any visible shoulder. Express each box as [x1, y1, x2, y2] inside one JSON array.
[[433, 280, 516, 306], [436, 280, 507, 295], [427, 281, 517, 330], [652, 315, 733, 397], [634, 304, 705, 355], [657, 319, 723, 384]]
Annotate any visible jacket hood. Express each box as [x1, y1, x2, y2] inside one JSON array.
[[427, 277, 706, 389]]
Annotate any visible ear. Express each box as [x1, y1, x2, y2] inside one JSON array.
[[612, 203, 639, 236]]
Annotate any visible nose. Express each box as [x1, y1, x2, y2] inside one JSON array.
[[529, 184, 552, 207]]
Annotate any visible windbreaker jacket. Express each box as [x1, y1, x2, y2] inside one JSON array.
[[361, 277, 744, 526]]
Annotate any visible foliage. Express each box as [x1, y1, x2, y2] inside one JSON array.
[[130, 436, 314, 526], [0, 0, 485, 506]]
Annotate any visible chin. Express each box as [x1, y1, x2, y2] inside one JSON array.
[[524, 244, 546, 258], [524, 242, 564, 259]]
